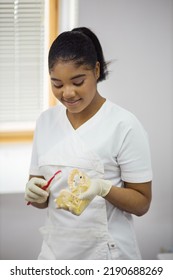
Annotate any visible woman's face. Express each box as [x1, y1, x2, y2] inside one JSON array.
[[50, 61, 100, 114]]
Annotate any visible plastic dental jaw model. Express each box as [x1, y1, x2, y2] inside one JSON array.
[[54, 169, 91, 216]]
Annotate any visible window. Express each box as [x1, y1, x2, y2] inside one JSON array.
[[0, 0, 58, 142]]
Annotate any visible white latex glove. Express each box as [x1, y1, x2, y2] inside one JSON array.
[[25, 177, 49, 204], [78, 179, 112, 201]]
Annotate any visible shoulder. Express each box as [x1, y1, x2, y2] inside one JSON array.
[[33, 103, 66, 143], [36, 103, 64, 126], [105, 99, 144, 132]]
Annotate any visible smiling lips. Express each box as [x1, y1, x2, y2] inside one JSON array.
[[63, 98, 81, 106]]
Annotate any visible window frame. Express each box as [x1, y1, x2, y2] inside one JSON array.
[[0, 0, 59, 143]]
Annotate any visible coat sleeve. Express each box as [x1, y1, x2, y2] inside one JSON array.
[[117, 116, 152, 183]]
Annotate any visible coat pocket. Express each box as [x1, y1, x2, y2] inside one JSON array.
[[38, 225, 108, 260]]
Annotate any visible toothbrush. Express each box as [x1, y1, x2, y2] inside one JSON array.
[[27, 170, 62, 205]]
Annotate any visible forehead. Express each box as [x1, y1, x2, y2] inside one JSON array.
[[50, 61, 92, 77]]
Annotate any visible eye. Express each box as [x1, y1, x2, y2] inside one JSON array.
[[53, 84, 63, 89], [51, 80, 63, 88], [73, 80, 84, 87]]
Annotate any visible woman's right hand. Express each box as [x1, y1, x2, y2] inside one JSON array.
[[25, 177, 49, 204]]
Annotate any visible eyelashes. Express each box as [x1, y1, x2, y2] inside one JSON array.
[[52, 80, 84, 89], [53, 84, 63, 89], [74, 80, 84, 87]]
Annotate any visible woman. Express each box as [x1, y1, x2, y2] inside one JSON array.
[[25, 27, 152, 259]]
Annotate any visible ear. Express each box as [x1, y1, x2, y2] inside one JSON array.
[[95, 61, 100, 80]]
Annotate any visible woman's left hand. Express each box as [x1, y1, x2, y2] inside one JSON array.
[[78, 179, 112, 200]]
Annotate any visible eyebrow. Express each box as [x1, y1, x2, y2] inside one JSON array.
[[51, 74, 86, 82]]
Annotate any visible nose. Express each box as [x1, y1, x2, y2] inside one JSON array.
[[62, 86, 76, 99]]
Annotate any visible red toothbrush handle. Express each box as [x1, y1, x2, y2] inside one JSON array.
[[27, 170, 61, 205]]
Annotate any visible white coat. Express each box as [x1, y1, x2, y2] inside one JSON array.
[[29, 100, 152, 259]]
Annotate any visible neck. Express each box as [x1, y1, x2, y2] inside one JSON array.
[[67, 93, 106, 129]]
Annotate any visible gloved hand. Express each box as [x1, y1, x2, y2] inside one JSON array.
[[25, 177, 49, 204], [78, 179, 112, 201]]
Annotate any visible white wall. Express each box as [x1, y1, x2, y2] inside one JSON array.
[[0, 0, 172, 260], [0, 143, 46, 259], [0, 143, 31, 193], [78, 0, 173, 259]]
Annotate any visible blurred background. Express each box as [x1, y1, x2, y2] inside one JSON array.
[[0, 0, 173, 259]]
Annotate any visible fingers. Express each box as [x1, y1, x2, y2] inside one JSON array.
[[29, 177, 48, 188], [25, 177, 48, 203], [29, 183, 48, 196], [25, 186, 49, 202], [78, 190, 94, 200]]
